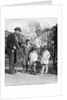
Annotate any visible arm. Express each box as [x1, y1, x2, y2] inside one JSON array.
[[47, 51, 50, 59]]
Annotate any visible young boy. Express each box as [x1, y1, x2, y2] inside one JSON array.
[[24, 39, 31, 72]]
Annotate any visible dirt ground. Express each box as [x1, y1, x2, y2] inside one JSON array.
[[5, 59, 57, 86], [5, 68, 57, 86]]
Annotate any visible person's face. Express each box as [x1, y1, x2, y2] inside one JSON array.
[[27, 41, 30, 45], [15, 30, 20, 34], [43, 47, 46, 51]]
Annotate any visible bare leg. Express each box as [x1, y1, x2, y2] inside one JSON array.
[[41, 64, 46, 74], [45, 64, 48, 73]]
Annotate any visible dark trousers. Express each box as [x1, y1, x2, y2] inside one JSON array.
[[25, 55, 29, 71], [9, 50, 17, 71]]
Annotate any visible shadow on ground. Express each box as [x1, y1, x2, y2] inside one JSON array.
[[5, 68, 57, 75]]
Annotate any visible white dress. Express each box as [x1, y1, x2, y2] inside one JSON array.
[[41, 50, 50, 65], [29, 50, 38, 65]]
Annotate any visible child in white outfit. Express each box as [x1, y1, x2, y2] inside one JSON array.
[[28, 48, 38, 72], [41, 47, 50, 74]]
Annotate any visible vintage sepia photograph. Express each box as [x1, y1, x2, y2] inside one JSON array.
[[5, 18, 58, 86]]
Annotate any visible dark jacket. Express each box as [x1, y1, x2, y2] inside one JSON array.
[[6, 33, 18, 55]]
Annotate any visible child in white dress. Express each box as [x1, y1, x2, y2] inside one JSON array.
[[41, 46, 50, 74], [28, 48, 38, 73]]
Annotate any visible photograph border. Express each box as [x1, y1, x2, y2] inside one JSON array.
[[0, 4, 62, 99]]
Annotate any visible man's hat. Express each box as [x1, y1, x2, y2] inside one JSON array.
[[14, 27, 21, 32]]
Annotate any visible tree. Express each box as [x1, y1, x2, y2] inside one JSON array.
[[28, 21, 42, 37]]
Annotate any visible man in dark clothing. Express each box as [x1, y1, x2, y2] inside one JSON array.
[[6, 27, 21, 74]]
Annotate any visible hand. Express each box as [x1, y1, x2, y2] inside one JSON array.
[[28, 61, 29, 65], [12, 49, 14, 52], [13, 46, 16, 50]]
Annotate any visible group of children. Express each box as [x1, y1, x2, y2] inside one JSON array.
[[24, 39, 50, 74]]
